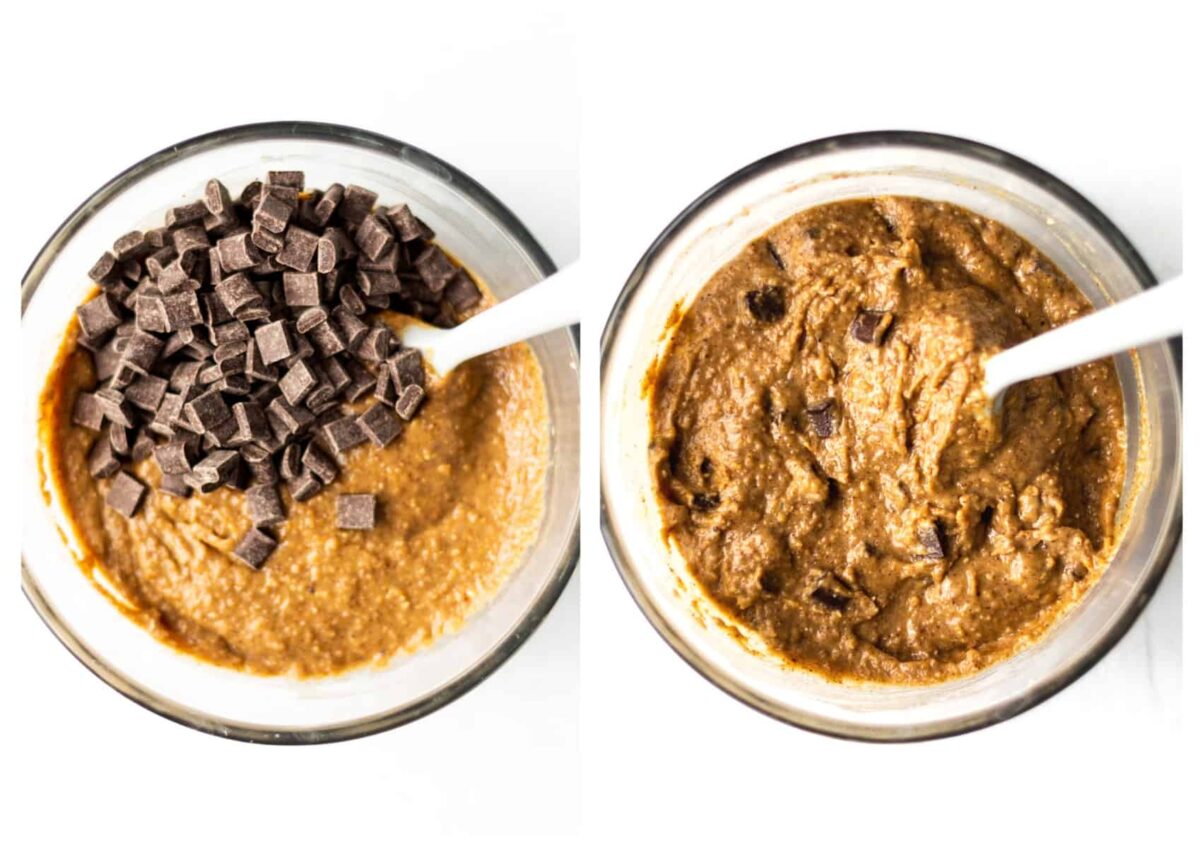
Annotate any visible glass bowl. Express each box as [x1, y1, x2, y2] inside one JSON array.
[[600, 131, 1181, 741], [21, 121, 580, 743]]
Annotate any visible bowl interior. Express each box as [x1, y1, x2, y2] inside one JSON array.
[[22, 131, 580, 737], [600, 138, 1180, 739]]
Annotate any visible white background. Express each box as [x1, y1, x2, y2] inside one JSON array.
[[4, 3, 579, 845], [3, 2, 1193, 846], [578, 3, 1189, 846]]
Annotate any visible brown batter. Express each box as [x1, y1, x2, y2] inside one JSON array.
[[650, 197, 1127, 683], [40, 308, 549, 677]]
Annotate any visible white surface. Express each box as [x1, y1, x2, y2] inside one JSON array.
[[579, 3, 1187, 845], [4, 2, 578, 845]]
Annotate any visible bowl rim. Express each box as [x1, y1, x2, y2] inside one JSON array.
[[21, 120, 580, 745], [598, 129, 1182, 743]]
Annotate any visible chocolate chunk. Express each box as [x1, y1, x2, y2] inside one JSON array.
[[338, 184, 377, 226], [146, 246, 177, 279], [88, 437, 121, 479], [336, 494, 377, 530], [95, 387, 135, 427], [394, 384, 425, 421], [308, 321, 347, 357], [130, 430, 155, 462], [113, 230, 151, 261], [154, 439, 196, 475], [321, 357, 351, 394], [213, 340, 248, 365], [203, 179, 233, 216], [216, 232, 265, 272], [267, 170, 304, 189], [169, 360, 203, 392], [72, 392, 105, 431], [279, 358, 320, 405], [357, 268, 401, 297], [105, 471, 146, 518], [807, 401, 835, 438], [239, 180, 263, 208], [254, 192, 293, 234], [282, 271, 321, 307], [316, 227, 355, 274], [357, 402, 402, 447], [244, 339, 280, 383], [134, 295, 169, 333], [387, 348, 426, 390], [254, 320, 295, 365], [243, 444, 279, 484], [149, 393, 184, 437], [413, 245, 456, 291], [385, 204, 435, 242], [246, 483, 286, 527], [162, 291, 205, 330], [746, 286, 787, 322], [374, 367, 397, 404], [444, 271, 482, 311], [89, 252, 119, 283], [171, 224, 210, 263], [267, 396, 314, 435], [277, 226, 320, 271], [354, 214, 395, 261], [355, 326, 391, 362], [339, 283, 366, 316], [323, 415, 368, 454], [295, 306, 329, 335], [165, 200, 208, 229], [184, 387, 232, 431], [342, 359, 376, 402], [215, 272, 262, 315], [76, 293, 125, 338], [279, 443, 303, 479], [251, 226, 285, 254], [288, 471, 323, 502], [125, 374, 168, 412], [331, 306, 369, 347], [301, 442, 338, 484], [156, 257, 198, 294], [160, 474, 191, 498], [232, 401, 271, 444], [918, 523, 946, 561], [192, 449, 240, 486], [312, 183, 343, 227], [850, 309, 892, 345], [232, 527, 276, 569]]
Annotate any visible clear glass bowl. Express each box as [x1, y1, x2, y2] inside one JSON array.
[[600, 131, 1181, 741], [21, 122, 580, 743]]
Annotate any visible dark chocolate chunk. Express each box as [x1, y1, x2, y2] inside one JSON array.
[[357, 268, 401, 297], [216, 232, 265, 272], [850, 309, 892, 345], [251, 226, 285, 254], [288, 471, 322, 502], [278, 443, 303, 479], [134, 295, 169, 333], [244, 339, 280, 382], [323, 414, 368, 454], [320, 357, 351, 393], [114, 230, 151, 261], [239, 180, 263, 208], [357, 402, 402, 447], [374, 367, 397, 404], [149, 393, 184, 437], [71, 392, 105, 431], [120, 330, 163, 375], [203, 179, 233, 217], [267, 396, 314, 435], [232, 527, 276, 569], [165, 200, 208, 229], [156, 257, 198, 294], [279, 359, 319, 405], [169, 360, 203, 392], [746, 286, 787, 322], [171, 225, 210, 265], [301, 442, 338, 484], [394, 384, 425, 421], [254, 320, 294, 365], [130, 430, 155, 462], [807, 401, 835, 438], [338, 283, 366, 316], [232, 401, 271, 444], [295, 306, 329, 335], [385, 204, 435, 242], [387, 348, 426, 390], [342, 359, 376, 402], [184, 387, 232, 431], [159, 474, 192, 498], [282, 271, 322, 307], [338, 184, 378, 226], [413, 245, 456, 291], [162, 291, 205, 330], [246, 483, 286, 527], [154, 439, 196, 476], [316, 227, 355, 273], [267, 170, 304, 189], [88, 252, 119, 283], [354, 214, 395, 261], [76, 293, 125, 338], [125, 374, 168, 412], [254, 192, 293, 234], [444, 271, 482, 311], [331, 305, 368, 347], [312, 183, 343, 227], [95, 387, 135, 427], [192, 449, 240, 486], [215, 272, 262, 315], [105, 471, 146, 518], [277, 226, 320, 271], [88, 437, 121, 479], [308, 321, 347, 357], [355, 325, 391, 362], [243, 444, 279, 484], [336, 494, 377, 530], [918, 523, 946, 561]]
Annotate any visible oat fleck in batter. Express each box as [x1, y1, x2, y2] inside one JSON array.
[[650, 197, 1126, 683]]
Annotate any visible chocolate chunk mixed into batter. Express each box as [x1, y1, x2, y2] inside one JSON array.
[[650, 197, 1127, 683]]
